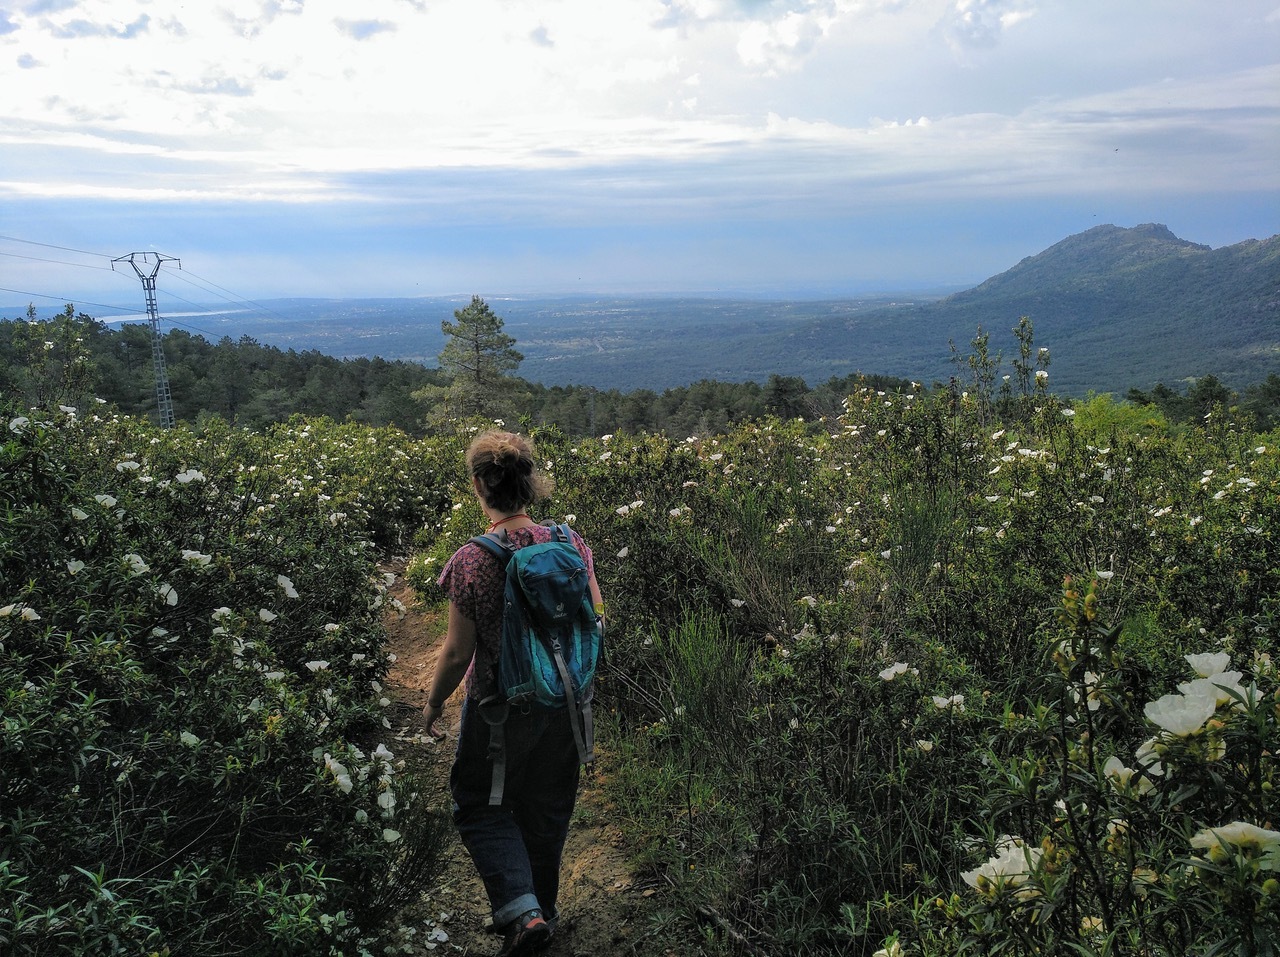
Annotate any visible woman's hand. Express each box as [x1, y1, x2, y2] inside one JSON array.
[[422, 603, 477, 742], [423, 700, 447, 739]]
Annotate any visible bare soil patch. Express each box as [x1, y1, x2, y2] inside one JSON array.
[[382, 569, 677, 957]]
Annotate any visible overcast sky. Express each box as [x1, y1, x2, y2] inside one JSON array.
[[1, 0, 1277, 309]]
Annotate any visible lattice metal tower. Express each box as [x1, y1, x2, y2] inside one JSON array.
[[113, 252, 180, 429]]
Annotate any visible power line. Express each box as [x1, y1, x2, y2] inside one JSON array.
[[0, 285, 249, 341], [153, 284, 220, 313], [167, 318, 233, 339], [173, 267, 296, 323], [0, 235, 114, 259], [2, 231, 294, 331], [167, 270, 259, 309], [0, 286, 136, 314], [1, 234, 256, 318], [1, 233, 141, 314], [1, 274, 256, 333], [0, 250, 116, 271], [176, 268, 255, 302]]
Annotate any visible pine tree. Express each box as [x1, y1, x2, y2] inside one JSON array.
[[433, 296, 523, 421]]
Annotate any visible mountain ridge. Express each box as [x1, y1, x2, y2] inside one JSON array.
[[957, 223, 1215, 299], [787, 223, 1279, 394]]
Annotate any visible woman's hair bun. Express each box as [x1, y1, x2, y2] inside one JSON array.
[[494, 440, 532, 472], [466, 430, 551, 509]]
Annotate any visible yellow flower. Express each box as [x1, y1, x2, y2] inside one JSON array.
[[1131, 867, 1160, 897], [264, 713, 283, 738]]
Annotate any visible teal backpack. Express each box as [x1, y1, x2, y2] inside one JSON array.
[[470, 523, 602, 805]]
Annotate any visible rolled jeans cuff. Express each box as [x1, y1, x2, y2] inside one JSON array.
[[493, 892, 541, 930]]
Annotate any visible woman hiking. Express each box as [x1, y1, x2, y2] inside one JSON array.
[[423, 430, 603, 957]]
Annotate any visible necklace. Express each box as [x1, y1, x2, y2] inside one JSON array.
[[487, 513, 530, 532]]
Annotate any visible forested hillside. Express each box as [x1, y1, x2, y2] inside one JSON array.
[[0, 304, 913, 436], [3, 300, 1279, 435]]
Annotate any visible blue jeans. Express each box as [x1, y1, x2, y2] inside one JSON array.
[[450, 695, 582, 929]]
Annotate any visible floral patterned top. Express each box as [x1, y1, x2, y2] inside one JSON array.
[[438, 524, 596, 701]]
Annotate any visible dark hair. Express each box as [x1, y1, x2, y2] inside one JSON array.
[[467, 430, 553, 513]]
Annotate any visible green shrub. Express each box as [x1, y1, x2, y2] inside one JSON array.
[[896, 588, 1279, 956], [1, 407, 449, 956]]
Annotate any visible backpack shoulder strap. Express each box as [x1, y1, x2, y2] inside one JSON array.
[[469, 530, 516, 564], [539, 519, 574, 539]]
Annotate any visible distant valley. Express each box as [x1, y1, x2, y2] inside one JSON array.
[[11, 224, 1278, 396], [117, 294, 939, 393]]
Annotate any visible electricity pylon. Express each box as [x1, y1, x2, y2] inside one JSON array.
[[113, 252, 180, 429]]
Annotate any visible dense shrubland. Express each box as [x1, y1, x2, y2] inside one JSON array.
[[4, 350, 1278, 954], [1, 410, 454, 955], [407, 385, 1278, 956]]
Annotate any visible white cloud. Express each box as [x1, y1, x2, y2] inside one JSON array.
[[22, 1, 80, 13], [2, 0, 1260, 175], [0, 0, 1274, 300], [737, 10, 829, 73], [944, 0, 1035, 53], [46, 10, 150, 39], [334, 18, 397, 40]]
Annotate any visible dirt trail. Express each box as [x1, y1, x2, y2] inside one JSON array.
[[382, 571, 676, 957]]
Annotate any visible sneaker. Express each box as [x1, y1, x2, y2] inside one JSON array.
[[533, 913, 558, 952], [496, 909, 551, 957]]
